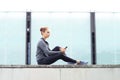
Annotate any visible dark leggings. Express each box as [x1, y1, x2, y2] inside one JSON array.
[[38, 46, 77, 65]]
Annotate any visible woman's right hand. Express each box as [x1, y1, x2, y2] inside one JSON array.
[[60, 47, 66, 53]]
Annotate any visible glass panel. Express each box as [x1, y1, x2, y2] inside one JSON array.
[[31, 13, 91, 64], [0, 12, 26, 64], [96, 13, 120, 64]]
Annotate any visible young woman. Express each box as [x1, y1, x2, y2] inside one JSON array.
[[36, 27, 88, 65]]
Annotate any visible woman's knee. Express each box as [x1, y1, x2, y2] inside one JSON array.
[[57, 53, 64, 57], [52, 46, 61, 51]]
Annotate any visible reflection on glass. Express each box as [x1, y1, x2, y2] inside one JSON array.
[[0, 12, 26, 64], [96, 13, 120, 64], [31, 13, 91, 64]]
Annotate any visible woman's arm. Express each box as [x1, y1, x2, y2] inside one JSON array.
[[38, 40, 62, 55]]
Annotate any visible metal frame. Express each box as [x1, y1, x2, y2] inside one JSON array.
[[90, 12, 96, 64], [26, 12, 31, 65], [25, 11, 97, 65]]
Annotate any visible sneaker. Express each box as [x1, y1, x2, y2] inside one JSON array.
[[78, 61, 88, 65]]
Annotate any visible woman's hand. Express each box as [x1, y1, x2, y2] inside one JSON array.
[[60, 47, 66, 53]]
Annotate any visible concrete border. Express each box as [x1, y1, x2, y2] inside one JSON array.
[[0, 65, 120, 68]]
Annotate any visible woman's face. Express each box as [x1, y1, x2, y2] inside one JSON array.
[[42, 29, 50, 39]]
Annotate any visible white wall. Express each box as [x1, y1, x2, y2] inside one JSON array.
[[0, 0, 120, 12], [0, 67, 120, 80]]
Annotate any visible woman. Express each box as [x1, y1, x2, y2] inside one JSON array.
[[36, 27, 88, 65]]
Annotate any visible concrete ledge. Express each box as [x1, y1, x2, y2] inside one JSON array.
[[0, 65, 120, 68], [0, 65, 120, 80]]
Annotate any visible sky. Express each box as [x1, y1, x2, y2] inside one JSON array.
[[0, 0, 120, 12]]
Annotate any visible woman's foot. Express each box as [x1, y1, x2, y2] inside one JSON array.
[[79, 61, 88, 65], [76, 60, 88, 65]]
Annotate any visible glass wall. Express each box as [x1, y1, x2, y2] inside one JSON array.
[[31, 13, 91, 64], [96, 13, 120, 64], [0, 12, 26, 64], [0, 12, 120, 65]]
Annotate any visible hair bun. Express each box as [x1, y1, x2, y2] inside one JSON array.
[[40, 27, 48, 32]]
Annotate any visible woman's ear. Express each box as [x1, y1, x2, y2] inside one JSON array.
[[41, 32, 43, 35]]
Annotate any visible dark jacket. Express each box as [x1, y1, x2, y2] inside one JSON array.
[[36, 38, 61, 61]]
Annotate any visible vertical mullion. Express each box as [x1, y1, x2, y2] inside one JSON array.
[[26, 12, 31, 65], [90, 12, 96, 64]]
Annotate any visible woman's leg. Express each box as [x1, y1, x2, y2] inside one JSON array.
[[52, 46, 60, 51], [38, 46, 76, 64], [39, 53, 76, 65], [53, 46, 77, 63], [52, 46, 66, 55]]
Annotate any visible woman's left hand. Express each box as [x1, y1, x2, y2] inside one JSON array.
[[60, 47, 66, 53]]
